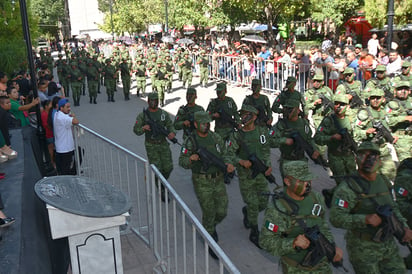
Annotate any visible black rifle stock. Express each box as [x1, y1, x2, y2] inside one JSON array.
[[373, 120, 395, 143], [248, 153, 278, 185], [290, 131, 328, 169], [196, 146, 234, 184], [144, 108, 180, 145]]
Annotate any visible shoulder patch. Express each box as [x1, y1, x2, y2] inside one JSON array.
[[264, 221, 279, 232], [387, 100, 400, 111], [357, 109, 369, 121]]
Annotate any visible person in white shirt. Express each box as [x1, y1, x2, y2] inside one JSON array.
[[367, 33, 381, 57], [386, 50, 402, 76], [53, 98, 79, 175]]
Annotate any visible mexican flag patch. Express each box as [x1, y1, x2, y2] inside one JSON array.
[[265, 221, 279, 232], [181, 147, 188, 154], [396, 187, 408, 197], [269, 129, 275, 136], [318, 126, 324, 132], [336, 199, 348, 208]]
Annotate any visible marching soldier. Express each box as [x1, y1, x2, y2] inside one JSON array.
[[197, 50, 209, 87], [86, 59, 99, 104], [119, 56, 132, 100], [242, 79, 273, 128], [102, 58, 117, 102], [272, 76, 305, 116], [180, 52, 193, 88], [133, 58, 147, 97], [336, 68, 364, 109], [364, 65, 394, 102]]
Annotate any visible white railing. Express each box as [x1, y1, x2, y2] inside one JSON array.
[[73, 124, 240, 274]]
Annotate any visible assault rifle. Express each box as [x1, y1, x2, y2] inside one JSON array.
[[182, 106, 195, 135], [374, 204, 412, 253], [255, 105, 271, 128], [196, 146, 235, 184], [237, 133, 278, 186], [373, 120, 395, 143], [299, 223, 348, 272], [217, 107, 239, 130], [290, 131, 328, 169], [343, 82, 364, 108], [330, 114, 358, 153], [318, 94, 335, 113], [144, 108, 180, 145]]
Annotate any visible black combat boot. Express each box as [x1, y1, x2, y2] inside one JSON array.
[[125, 94, 130, 101], [249, 225, 261, 249], [89, 97, 93, 104], [93, 98, 97, 104], [322, 189, 333, 208], [208, 230, 219, 260], [111, 95, 115, 102], [242, 206, 251, 229], [108, 95, 111, 102]]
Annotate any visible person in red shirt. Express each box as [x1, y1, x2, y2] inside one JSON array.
[[41, 99, 55, 168], [358, 49, 374, 81]]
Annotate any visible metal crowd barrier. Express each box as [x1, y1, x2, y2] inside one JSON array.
[[73, 124, 240, 274]]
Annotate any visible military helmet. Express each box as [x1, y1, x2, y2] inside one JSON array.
[[283, 161, 315, 181], [375, 65, 386, 72], [396, 81, 410, 89], [369, 88, 385, 97], [156, 60, 163, 64], [333, 94, 349, 104], [215, 82, 227, 91], [286, 76, 297, 83], [194, 111, 212, 123], [186, 87, 197, 95], [148, 92, 158, 100], [251, 79, 261, 86], [343, 67, 355, 74], [402, 61, 411, 68], [239, 104, 258, 115], [105, 58, 111, 63], [151, 54, 157, 59], [357, 141, 380, 154], [313, 74, 324, 81], [58, 53, 63, 57]]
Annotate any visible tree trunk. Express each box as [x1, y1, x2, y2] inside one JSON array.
[[265, 4, 275, 46]]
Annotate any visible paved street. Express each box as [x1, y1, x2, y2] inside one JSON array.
[[71, 75, 409, 273]]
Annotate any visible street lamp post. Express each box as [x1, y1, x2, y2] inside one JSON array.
[[109, 0, 114, 40], [164, 0, 168, 34], [387, 0, 395, 50]]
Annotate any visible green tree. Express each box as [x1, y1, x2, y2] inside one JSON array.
[[364, 0, 412, 28], [0, 1, 39, 75], [30, 0, 65, 39]]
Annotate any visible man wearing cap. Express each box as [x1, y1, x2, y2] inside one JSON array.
[[197, 50, 209, 87], [242, 79, 273, 128], [154, 60, 168, 107], [179, 52, 193, 88], [164, 55, 174, 93], [179, 111, 234, 259], [272, 98, 321, 178], [385, 81, 412, 162], [364, 64, 394, 102], [226, 104, 275, 248], [393, 61, 412, 88], [207, 82, 241, 141], [102, 58, 117, 102], [354, 43, 362, 58], [272, 76, 305, 116], [133, 92, 176, 201], [68, 62, 83, 106], [147, 54, 158, 92], [335, 67, 364, 109], [119, 56, 132, 100], [394, 158, 412, 269], [354, 88, 397, 180], [304, 74, 334, 129], [54, 98, 79, 175], [133, 58, 147, 97], [330, 141, 412, 273], [314, 94, 357, 207], [174, 88, 205, 139], [86, 60, 99, 104], [260, 160, 343, 273]]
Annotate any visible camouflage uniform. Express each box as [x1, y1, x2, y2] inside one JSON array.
[[335, 68, 364, 109], [147, 55, 158, 92], [207, 82, 241, 141], [364, 65, 394, 102], [226, 105, 275, 247], [242, 79, 273, 129], [272, 77, 305, 115], [179, 111, 231, 239], [164, 55, 174, 92], [154, 60, 168, 106], [180, 53, 193, 88], [69, 62, 82, 106], [119, 56, 132, 100], [394, 158, 412, 269], [385, 81, 412, 162], [260, 161, 336, 274], [330, 142, 408, 274], [133, 58, 147, 97], [86, 61, 99, 104], [393, 61, 412, 89], [103, 59, 117, 102], [174, 88, 205, 139], [354, 88, 397, 180], [197, 50, 209, 87], [133, 93, 175, 181]]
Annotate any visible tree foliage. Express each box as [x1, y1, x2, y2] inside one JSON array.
[[364, 0, 412, 28], [30, 0, 65, 38], [0, 1, 39, 75]]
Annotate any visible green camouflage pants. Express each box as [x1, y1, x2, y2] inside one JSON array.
[[237, 166, 269, 226], [328, 153, 356, 185], [280, 257, 331, 274], [135, 77, 146, 95], [379, 145, 397, 181], [200, 67, 208, 85], [145, 141, 173, 179], [87, 80, 98, 99], [178, 66, 183, 81], [346, 233, 406, 274], [182, 69, 193, 87], [150, 74, 157, 91], [105, 79, 116, 96], [71, 82, 82, 102], [214, 127, 234, 142], [192, 172, 228, 234], [155, 80, 166, 101], [121, 75, 131, 97], [394, 136, 412, 163]]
